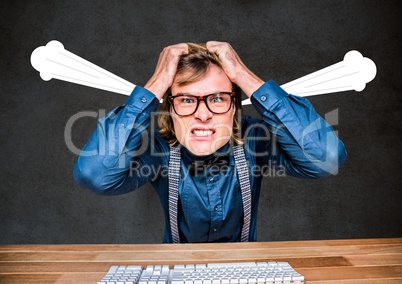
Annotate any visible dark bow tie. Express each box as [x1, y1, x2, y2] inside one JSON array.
[[189, 155, 230, 176]]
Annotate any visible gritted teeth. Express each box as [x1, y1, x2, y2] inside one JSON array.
[[192, 129, 214, 136]]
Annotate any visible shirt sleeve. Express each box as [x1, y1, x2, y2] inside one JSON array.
[[73, 86, 163, 195], [250, 80, 347, 178]]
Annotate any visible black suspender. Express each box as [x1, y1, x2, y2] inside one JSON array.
[[167, 146, 181, 244], [168, 145, 252, 243]]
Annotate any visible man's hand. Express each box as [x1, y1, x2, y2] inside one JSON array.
[[206, 41, 264, 97], [144, 43, 188, 100]]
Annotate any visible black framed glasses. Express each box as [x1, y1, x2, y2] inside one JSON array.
[[168, 92, 235, 116]]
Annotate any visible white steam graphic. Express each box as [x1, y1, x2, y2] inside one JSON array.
[[31, 40, 377, 104]]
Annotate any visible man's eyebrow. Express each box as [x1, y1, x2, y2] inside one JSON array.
[[173, 91, 233, 96]]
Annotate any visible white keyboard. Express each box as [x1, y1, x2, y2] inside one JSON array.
[[98, 262, 304, 284]]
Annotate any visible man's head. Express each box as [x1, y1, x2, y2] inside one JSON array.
[[158, 43, 242, 156]]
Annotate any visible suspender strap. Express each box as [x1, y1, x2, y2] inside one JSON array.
[[168, 145, 251, 243], [233, 145, 252, 242], [168, 146, 181, 244]]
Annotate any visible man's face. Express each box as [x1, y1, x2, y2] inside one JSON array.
[[170, 65, 235, 156]]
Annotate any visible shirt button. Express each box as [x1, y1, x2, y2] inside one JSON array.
[[260, 95, 267, 102], [213, 228, 217, 232], [214, 205, 219, 211], [141, 97, 147, 103]]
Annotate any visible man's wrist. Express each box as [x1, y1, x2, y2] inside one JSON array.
[[144, 77, 169, 100], [235, 68, 264, 97]]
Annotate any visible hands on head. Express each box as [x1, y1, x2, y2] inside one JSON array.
[[205, 41, 264, 97], [149, 41, 263, 156], [144, 41, 264, 100]]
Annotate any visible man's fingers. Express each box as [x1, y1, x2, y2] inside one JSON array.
[[206, 41, 228, 51], [206, 41, 263, 96], [206, 41, 235, 57], [206, 41, 240, 81], [163, 43, 189, 59], [159, 43, 189, 74], [144, 43, 189, 99], [206, 41, 218, 51]]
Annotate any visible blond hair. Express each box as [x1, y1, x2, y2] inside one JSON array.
[[158, 43, 243, 145]]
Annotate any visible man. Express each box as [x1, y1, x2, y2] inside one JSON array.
[[74, 42, 347, 243]]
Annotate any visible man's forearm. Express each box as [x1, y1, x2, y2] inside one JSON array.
[[73, 86, 160, 193], [251, 81, 347, 177]]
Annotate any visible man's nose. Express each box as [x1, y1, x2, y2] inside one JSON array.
[[194, 101, 213, 121]]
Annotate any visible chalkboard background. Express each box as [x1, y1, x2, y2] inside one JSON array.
[[1, 0, 401, 244]]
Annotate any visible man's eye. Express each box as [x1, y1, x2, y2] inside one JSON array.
[[181, 97, 195, 104], [210, 96, 223, 103]]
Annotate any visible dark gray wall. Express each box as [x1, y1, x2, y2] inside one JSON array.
[[1, 0, 401, 244]]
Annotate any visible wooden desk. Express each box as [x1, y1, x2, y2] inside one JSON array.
[[0, 238, 401, 283]]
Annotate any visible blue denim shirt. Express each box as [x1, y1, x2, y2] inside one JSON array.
[[74, 80, 347, 243]]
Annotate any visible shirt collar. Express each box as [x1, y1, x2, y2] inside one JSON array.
[[181, 143, 235, 166]]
